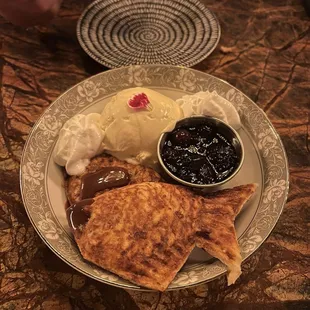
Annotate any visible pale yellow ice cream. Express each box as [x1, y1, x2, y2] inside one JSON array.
[[100, 87, 183, 166]]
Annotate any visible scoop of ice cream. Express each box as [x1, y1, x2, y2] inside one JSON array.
[[100, 87, 183, 166], [177, 91, 241, 130], [53, 113, 104, 175]]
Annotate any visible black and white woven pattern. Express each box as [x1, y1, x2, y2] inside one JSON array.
[[77, 0, 220, 68]]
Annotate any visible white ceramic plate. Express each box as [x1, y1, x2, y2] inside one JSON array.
[[20, 65, 289, 291]]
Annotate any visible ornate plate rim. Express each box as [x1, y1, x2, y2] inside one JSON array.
[[76, 0, 221, 68], [20, 65, 289, 291]]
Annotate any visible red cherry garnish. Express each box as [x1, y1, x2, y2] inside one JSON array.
[[127, 93, 150, 110]]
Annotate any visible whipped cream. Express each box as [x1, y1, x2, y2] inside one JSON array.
[[53, 113, 104, 176], [177, 91, 241, 130]]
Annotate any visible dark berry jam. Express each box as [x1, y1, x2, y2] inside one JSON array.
[[161, 123, 239, 185]]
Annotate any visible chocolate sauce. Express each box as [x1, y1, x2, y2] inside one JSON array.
[[66, 167, 130, 235], [66, 198, 94, 234], [161, 123, 238, 185], [80, 167, 130, 199]]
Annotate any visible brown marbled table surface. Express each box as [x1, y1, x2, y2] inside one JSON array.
[[0, 0, 309, 309]]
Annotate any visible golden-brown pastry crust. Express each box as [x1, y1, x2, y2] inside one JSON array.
[[74, 182, 256, 291], [194, 184, 257, 285], [76, 182, 197, 291]]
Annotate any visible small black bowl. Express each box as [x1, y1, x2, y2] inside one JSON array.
[[157, 116, 244, 189]]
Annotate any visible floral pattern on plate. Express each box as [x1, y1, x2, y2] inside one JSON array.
[[20, 65, 289, 290]]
